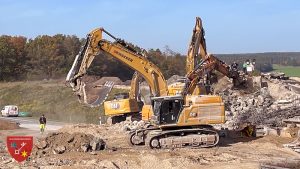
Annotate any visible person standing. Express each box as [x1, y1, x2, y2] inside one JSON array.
[[39, 114, 47, 133], [231, 61, 238, 71], [242, 61, 247, 73]]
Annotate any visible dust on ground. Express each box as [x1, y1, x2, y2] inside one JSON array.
[[0, 119, 20, 130], [0, 123, 299, 169]]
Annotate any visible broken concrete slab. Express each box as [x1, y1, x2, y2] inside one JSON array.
[[53, 146, 66, 154]]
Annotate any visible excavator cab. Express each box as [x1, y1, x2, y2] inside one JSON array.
[[151, 96, 184, 125], [113, 93, 129, 100]]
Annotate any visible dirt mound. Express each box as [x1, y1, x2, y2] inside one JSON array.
[[33, 132, 105, 157], [0, 119, 20, 130]]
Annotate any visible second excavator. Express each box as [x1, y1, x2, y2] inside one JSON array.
[[103, 72, 144, 123]]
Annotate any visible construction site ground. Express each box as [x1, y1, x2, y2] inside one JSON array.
[[1, 122, 300, 169]]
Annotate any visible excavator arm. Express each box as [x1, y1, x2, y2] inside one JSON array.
[[129, 72, 142, 100], [66, 28, 168, 107], [186, 17, 207, 74], [183, 54, 245, 96]]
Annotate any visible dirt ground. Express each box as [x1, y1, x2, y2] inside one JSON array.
[[1, 123, 300, 169], [0, 119, 20, 130]]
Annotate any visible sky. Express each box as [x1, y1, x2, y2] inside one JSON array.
[[0, 0, 300, 54]]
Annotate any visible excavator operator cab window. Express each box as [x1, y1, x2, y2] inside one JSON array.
[[114, 93, 129, 100], [159, 98, 183, 124]]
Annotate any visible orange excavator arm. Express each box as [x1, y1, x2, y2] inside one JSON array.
[[183, 54, 245, 95]]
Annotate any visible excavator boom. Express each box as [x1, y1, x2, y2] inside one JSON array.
[[67, 28, 168, 107], [186, 17, 207, 74]]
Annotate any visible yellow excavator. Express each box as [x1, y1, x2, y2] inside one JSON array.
[[103, 72, 144, 123], [140, 16, 215, 122], [66, 26, 247, 148], [168, 16, 209, 96], [103, 17, 206, 123]]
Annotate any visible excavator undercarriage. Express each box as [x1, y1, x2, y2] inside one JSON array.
[[129, 127, 219, 149]]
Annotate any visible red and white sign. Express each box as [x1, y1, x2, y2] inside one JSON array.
[[6, 136, 33, 162]]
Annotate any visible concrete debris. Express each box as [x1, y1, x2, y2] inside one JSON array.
[[90, 137, 106, 151], [35, 140, 47, 149], [104, 118, 147, 132], [218, 76, 300, 130], [284, 130, 300, 154], [167, 75, 185, 85], [81, 143, 90, 152], [283, 116, 300, 127], [262, 72, 289, 80], [53, 146, 66, 154]]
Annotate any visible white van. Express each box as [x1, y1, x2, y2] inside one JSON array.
[[1, 105, 19, 117]]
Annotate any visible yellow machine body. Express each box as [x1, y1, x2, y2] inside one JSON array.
[[104, 98, 141, 116], [177, 95, 225, 126]]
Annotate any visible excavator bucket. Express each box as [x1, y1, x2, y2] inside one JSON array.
[[74, 78, 114, 107], [65, 46, 115, 107]]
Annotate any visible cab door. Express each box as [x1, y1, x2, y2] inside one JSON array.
[[160, 99, 183, 124]]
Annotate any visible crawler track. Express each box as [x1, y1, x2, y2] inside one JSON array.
[[128, 128, 219, 149]]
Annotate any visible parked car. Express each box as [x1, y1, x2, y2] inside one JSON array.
[[1, 105, 19, 117]]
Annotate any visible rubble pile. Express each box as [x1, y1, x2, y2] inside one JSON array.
[[112, 120, 146, 132], [284, 135, 300, 153], [167, 75, 185, 85], [33, 132, 106, 157], [219, 78, 300, 129], [262, 72, 289, 80]]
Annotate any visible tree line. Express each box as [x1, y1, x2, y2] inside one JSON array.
[[0, 34, 300, 81], [0, 35, 82, 81], [0, 35, 186, 81], [217, 52, 300, 72]]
